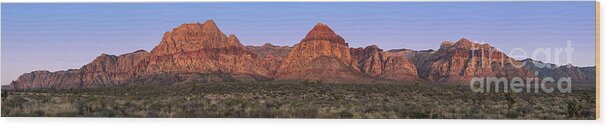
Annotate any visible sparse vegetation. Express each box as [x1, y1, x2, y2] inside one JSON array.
[[0, 81, 596, 119], [1, 90, 7, 99]]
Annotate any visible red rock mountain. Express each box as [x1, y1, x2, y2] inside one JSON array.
[[8, 20, 272, 90], [412, 38, 537, 82], [7, 20, 595, 90], [350, 45, 419, 81], [274, 23, 364, 82], [245, 43, 292, 75], [146, 20, 271, 78]]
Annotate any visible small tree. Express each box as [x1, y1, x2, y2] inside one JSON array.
[[302, 80, 313, 85], [503, 90, 516, 114], [1, 90, 8, 99], [473, 92, 484, 106], [567, 99, 583, 118]]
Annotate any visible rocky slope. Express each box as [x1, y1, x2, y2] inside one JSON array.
[[522, 59, 596, 83], [245, 43, 292, 75], [146, 20, 271, 78], [8, 20, 272, 90], [410, 38, 537, 83], [274, 23, 364, 82], [350, 45, 419, 81], [79, 50, 151, 87], [7, 20, 596, 90], [379, 50, 420, 81]]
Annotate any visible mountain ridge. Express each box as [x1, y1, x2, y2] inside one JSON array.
[[7, 20, 596, 90]]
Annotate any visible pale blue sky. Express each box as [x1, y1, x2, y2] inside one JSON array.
[[1, 2, 597, 84]]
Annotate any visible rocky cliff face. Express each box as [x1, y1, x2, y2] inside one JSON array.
[[7, 20, 596, 90], [522, 59, 596, 83], [147, 20, 271, 78], [8, 50, 152, 90], [352, 45, 383, 77], [79, 50, 151, 87], [387, 49, 436, 80], [380, 50, 420, 81], [9, 70, 81, 90], [8, 20, 272, 90], [416, 38, 536, 82], [275, 23, 364, 82], [245, 43, 292, 75], [580, 67, 597, 83], [350, 45, 419, 81]]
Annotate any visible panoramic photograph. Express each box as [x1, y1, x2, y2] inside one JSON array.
[[0, 2, 598, 119]]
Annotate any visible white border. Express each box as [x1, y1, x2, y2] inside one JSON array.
[[0, 0, 604, 127], [0, 0, 599, 2]]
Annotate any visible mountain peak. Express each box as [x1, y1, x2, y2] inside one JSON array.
[[456, 38, 473, 44], [204, 19, 216, 24], [364, 45, 382, 52], [227, 34, 242, 47], [202, 19, 220, 31], [262, 43, 275, 47], [302, 23, 346, 45], [309, 22, 333, 33], [454, 38, 474, 48], [314, 22, 328, 27], [170, 19, 220, 33], [151, 19, 239, 55], [440, 41, 455, 49]]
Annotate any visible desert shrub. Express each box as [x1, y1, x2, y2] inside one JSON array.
[[567, 99, 583, 118], [248, 107, 273, 118], [407, 110, 431, 119], [504, 90, 517, 114], [32, 110, 46, 117], [336, 110, 354, 118], [293, 106, 319, 118], [302, 80, 314, 85], [220, 98, 242, 107], [1, 90, 8, 99], [514, 106, 533, 115], [74, 99, 91, 116], [0, 82, 596, 119]]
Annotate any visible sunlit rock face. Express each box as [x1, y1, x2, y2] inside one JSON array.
[[418, 38, 535, 83], [7, 20, 595, 90], [275, 23, 364, 82], [246, 43, 292, 75], [350, 45, 420, 81], [8, 20, 273, 90], [146, 19, 271, 78]]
